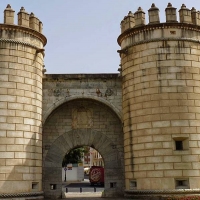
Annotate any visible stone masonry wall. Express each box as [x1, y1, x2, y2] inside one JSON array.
[[42, 74, 124, 198], [0, 5, 46, 196], [122, 39, 200, 190], [42, 74, 122, 123], [118, 3, 200, 195]]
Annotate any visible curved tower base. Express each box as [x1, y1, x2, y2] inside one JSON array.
[[0, 5, 46, 198], [125, 190, 200, 200], [118, 3, 200, 199], [0, 192, 44, 200]]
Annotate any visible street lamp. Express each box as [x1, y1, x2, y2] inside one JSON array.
[[64, 166, 67, 182]]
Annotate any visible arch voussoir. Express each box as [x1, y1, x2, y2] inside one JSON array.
[[87, 129, 98, 146], [54, 135, 70, 154], [94, 133, 108, 149], [62, 131, 74, 149], [45, 146, 63, 163], [92, 131, 105, 148], [42, 90, 124, 197]]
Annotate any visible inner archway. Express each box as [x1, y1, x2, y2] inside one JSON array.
[[62, 146, 104, 182], [42, 99, 124, 199], [43, 129, 124, 198], [62, 146, 105, 196]]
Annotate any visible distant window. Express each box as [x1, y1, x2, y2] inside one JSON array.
[[130, 180, 137, 190], [173, 137, 189, 151], [175, 179, 189, 189], [50, 184, 56, 190], [110, 182, 117, 188], [175, 141, 183, 150], [32, 182, 39, 191]]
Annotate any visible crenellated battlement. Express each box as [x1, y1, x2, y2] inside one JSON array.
[[118, 3, 200, 49], [0, 4, 46, 48], [3, 4, 42, 33], [120, 3, 200, 33]]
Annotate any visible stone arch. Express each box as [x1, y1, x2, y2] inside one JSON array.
[[42, 98, 124, 198], [43, 129, 124, 199], [42, 94, 122, 124]]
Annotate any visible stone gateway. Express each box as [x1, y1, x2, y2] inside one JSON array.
[[1, 2, 200, 200]]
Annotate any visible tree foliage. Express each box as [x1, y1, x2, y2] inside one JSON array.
[[62, 146, 89, 167]]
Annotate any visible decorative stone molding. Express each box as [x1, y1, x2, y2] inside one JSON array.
[[42, 94, 122, 124], [0, 191, 43, 198], [48, 88, 66, 97], [118, 23, 200, 45], [125, 189, 200, 195], [0, 23, 47, 46], [118, 37, 200, 53], [0, 38, 45, 51], [105, 88, 114, 97], [72, 107, 93, 129]]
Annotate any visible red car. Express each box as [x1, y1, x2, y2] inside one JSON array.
[[89, 166, 104, 186]]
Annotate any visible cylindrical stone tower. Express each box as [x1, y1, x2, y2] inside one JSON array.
[[118, 3, 200, 199], [0, 5, 46, 199]]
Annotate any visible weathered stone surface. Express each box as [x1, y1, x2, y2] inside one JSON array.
[[3, 2, 200, 200], [119, 4, 200, 198], [42, 99, 124, 198], [0, 5, 46, 195]]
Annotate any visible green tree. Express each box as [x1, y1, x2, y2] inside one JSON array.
[[62, 146, 89, 167]]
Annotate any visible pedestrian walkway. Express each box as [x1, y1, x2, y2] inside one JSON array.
[[63, 191, 102, 198], [45, 191, 135, 199], [60, 198, 132, 200], [45, 198, 133, 200], [47, 180, 135, 199]]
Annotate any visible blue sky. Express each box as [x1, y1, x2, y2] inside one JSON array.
[[0, 0, 199, 74]]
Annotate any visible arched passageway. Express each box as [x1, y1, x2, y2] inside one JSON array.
[[42, 99, 124, 199]]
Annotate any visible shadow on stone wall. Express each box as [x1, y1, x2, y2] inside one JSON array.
[[0, 132, 43, 199]]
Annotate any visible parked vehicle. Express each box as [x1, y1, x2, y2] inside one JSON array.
[[84, 167, 90, 175], [89, 166, 104, 186]]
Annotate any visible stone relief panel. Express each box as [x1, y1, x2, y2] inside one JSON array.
[[48, 88, 63, 96], [105, 88, 114, 96], [48, 88, 70, 97], [72, 106, 93, 129], [47, 86, 117, 98]]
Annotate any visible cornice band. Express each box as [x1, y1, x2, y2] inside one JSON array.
[[0, 191, 43, 198], [0, 24, 47, 46], [118, 23, 200, 45], [121, 37, 200, 52], [0, 38, 42, 50], [125, 189, 200, 195]]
